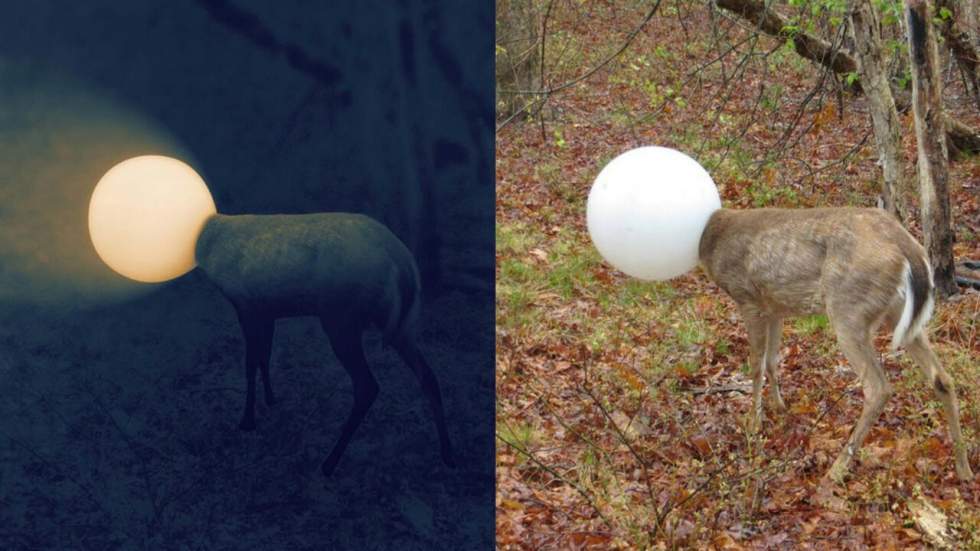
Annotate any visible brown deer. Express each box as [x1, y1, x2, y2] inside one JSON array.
[[195, 212, 454, 476], [698, 207, 973, 483]]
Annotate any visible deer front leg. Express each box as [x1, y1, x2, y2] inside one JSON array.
[[765, 317, 787, 412], [906, 334, 974, 481], [742, 309, 769, 434], [827, 327, 892, 484], [240, 359, 258, 431], [237, 313, 274, 431]]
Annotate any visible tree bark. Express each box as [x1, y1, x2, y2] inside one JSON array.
[[935, 0, 980, 109], [964, 0, 978, 60], [847, 0, 909, 219], [715, 0, 979, 152], [495, 0, 541, 119], [945, 115, 980, 155], [905, 0, 958, 296]]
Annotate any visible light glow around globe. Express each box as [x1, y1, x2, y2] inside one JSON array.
[[88, 155, 216, 283], [586, 146, 721, 280]]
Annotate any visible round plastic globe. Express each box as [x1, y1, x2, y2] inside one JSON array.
[[586, 146, 721, 281], [88, 155, 216, 283]]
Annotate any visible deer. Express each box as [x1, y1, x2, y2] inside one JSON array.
[[698, 207, 973, 483], [194, 212, 454, 477]]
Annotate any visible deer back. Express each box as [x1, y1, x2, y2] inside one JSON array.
[[698, 208, 929, 325], [196, 213, 419, 335]]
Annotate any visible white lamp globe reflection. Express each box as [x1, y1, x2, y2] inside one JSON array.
[[586, 146, 721, 281], [88, 155, 216, 283]]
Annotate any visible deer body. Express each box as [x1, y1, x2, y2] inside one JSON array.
[[699, 207, 972, 482], [195, 212, 453, 476]]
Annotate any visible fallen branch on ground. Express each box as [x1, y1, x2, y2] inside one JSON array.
[[689, 384, 752, 396]]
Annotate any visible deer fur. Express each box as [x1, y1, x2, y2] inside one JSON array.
[[698, 207, 973, 483], [195, 212, 454, 476]]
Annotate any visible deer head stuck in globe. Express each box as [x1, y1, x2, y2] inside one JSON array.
[[587, 147, 973, 484]]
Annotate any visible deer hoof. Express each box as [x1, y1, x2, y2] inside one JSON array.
[[956, 463, 974, 482]]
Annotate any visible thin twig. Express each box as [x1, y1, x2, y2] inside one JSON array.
[[538, 0, 555, 142], [497, 0, 663, 132], [497, 432, 614, 529]]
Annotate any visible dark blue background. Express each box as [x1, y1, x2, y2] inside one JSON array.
[[0, 1, 494, 548]]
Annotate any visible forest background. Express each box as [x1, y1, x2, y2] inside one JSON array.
[[495, 0, 979, 548]]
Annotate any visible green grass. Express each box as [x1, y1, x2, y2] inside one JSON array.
[[714, 337, 732, 356], [497, 222, 537, 255], [498, 285, 539, 331], [616, 279, 673, 307], [498, 420, 540, 468], [497, 221, 692, 372], [498, 257, 535, 284], [793, 314, 829, 335], [676, 316, 710, 347], [545, 236, 598, 299]]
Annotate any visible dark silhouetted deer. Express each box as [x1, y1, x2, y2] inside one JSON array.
[[699, 207, 973, 483], [195, 212, 454, 476]]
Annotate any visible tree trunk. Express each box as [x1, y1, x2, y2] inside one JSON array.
[[905, 0, 958, 296], [716, 0, 979, 151], [945, 115, 980, 155], [935, 0, 980, 109], [495, 0, 541, 119], [847, 0, 908, 219], [964, 0, 979, 56]]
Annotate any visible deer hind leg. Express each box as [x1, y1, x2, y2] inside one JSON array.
[[765, 317, 787, 412], [905, 333, 974, 481], [742, 309, 770, 434], [394, 337, 455, 468], [321, 322, 379, 477], [236, 312, 274, 431], [826, 316, 892, 483], [257, 322, 277, 406]]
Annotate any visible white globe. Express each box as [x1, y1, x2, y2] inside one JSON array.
[[587, 146, 721, 280], [89, 155, 216, 283]]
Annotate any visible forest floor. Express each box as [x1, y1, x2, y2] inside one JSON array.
[[0, 275, 494, 550], [496, 2, 980, 549]]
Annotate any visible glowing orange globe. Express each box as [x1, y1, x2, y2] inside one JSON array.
[[88, 155, 216, 283]]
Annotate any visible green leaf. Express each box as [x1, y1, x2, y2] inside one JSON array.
[[552, 129, 566, 149]]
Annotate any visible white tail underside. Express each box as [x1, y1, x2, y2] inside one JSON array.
[[891, 259, 934, 350]]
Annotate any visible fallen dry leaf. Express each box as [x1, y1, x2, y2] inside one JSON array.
[[908, 498, 952, 550]]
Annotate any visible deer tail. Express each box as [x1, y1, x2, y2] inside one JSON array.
[[891, 252, 934, 350], [383, 255, 422, 345]]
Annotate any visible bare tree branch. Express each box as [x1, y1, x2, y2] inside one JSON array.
[[496, 430, 614, 530], [945, 114, 980, 154], [496, 0, 663, 132], [714, 0, 858, 75], [194, 0, 344, 92], [714, 0, 980, 153]]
